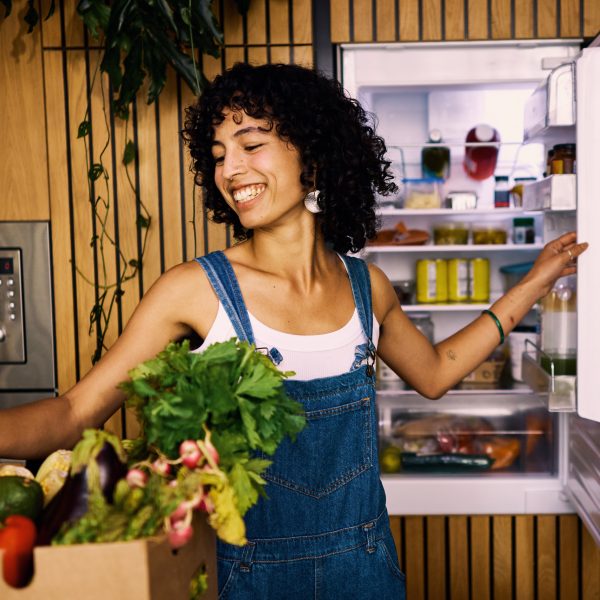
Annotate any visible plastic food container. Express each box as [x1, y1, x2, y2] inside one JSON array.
[[403, 178, 442, 209], [472, 224, 507, 244], [499, 262, 534, 292], [433, 222, 469, 245]]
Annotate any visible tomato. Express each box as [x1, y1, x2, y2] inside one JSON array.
[[0, 514, 37, 588]]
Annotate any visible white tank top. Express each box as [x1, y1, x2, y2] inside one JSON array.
[[195, 303, 380, 381]]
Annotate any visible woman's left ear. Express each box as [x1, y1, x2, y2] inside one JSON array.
[[304, 190, 322, 213]]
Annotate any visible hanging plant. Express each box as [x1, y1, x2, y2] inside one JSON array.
[[4, 0, 252, 365]]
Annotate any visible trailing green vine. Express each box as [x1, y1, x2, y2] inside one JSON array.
[[5, 0, 252, 363]]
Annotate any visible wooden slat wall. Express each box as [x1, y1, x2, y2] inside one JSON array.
[[2, 0, 600, 596], [390, 514, 600, 599], [330, 0, 600, 42]]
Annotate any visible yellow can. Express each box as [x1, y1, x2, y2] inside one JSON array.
[[416, 259, 448, 303], [448, 258, 469, 302], [469, 258, 490, 303]]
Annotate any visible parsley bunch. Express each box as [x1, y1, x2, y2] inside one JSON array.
[[120, 339, 306, 515]]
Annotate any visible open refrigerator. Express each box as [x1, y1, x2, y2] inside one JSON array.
[[340, 37, 600, 543]]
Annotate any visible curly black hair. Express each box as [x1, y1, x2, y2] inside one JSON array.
[[182, 62, 397, 254]]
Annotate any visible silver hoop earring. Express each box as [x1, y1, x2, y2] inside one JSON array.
[[304, 190, 322, 214]]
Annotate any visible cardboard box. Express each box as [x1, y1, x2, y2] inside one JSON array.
[[0, 517, 217, 600]]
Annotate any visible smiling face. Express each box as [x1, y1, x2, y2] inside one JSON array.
[[211, 110, 308, 231]]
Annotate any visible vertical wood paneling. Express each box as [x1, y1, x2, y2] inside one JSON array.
[[492, 516, 513, 599], [330, 0, 351, 42], [582, 523, 600, 600], [449, 516, 469, 600], [560, 0, 581, 37], [294, 0, 313, 44], [559, 515, 580, 599], [0, 2, 49, 221], [514, 0, 535, 38], [515, 516, 535, 600], [63, 0, 85, 47], [422, 0, 443, 40], [468, 0, 489, 39], [270, 45, 293, 63], [583, 0, 600, 37], [43, 49, 78, 392], [537, 516, 557, 600], [405, 517, 426, 600], [223, 0, 245, 45], [353, 0, 374, 42], [470, 516, 491, 600], [270, 0, 290, 43], [293, 44, 313, 66], [158, 74, 186, 271], [399, 0, 420, 40], [426, 516, 446, 599], [491, 0, 512, 39], [389, 515, 403, 568], [445, 0, 466, 40], [376, 0, 397, 41], [247, 0, 267, 44], [538, 0, 559, 38], [67, 50, 97, 377]]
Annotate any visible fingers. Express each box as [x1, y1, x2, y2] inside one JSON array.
[[562, 241, 589, 263]]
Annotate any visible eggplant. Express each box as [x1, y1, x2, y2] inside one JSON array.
[[37, 437, 127, 545]]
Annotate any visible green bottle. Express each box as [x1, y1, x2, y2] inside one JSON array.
[[421, 129, 450, 180]]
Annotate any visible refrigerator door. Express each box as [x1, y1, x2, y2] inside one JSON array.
[[575, 43, 600, 423]]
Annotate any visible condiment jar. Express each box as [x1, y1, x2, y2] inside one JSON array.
[[512, 217, 535, 244], [422, 129, 450, 180], [551, 144, 576, 174]]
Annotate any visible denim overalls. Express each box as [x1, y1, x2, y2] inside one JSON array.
[[196, 251, 406, 600]]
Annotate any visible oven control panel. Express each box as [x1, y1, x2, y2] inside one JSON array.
[[0, 249, 25, 363]]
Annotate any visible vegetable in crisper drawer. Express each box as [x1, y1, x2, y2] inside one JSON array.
[[36, 431, 127, 545], [400, 452, 494, 473]]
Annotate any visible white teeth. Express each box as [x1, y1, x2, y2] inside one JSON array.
[[232, 184, 265, 203]]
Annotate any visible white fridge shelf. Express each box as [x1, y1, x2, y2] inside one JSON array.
[[364, 243, 544, 253], [522, 174, 576, 211]]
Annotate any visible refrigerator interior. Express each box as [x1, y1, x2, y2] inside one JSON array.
[[340, 40, 582, 515]]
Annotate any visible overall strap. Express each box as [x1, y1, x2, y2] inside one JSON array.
[[195, 251, 256, 345], [339, 255, 376, 375]]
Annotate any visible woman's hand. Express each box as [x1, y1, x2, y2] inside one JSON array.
[[520, 231, 588, 298]]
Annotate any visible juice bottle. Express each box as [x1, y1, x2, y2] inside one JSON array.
[[463, 124, 500, 181], [540, 279, 577, 376], [421, 129, 450, 180]]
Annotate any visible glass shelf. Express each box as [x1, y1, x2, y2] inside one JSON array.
[[364, 243, 544, 253], [377, 207, 538, 217]]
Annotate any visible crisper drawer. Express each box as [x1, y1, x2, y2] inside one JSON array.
[[378, 391, 557, 477]]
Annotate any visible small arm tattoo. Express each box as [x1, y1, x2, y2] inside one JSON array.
[[446, 349, 457, 361]]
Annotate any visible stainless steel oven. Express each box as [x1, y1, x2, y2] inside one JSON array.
[[0, 221, 56, 408]]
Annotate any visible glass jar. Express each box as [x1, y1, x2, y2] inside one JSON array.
[[494, 175, 511, 208], [513, 217, 535, 244], [550, 144, 576, 175], [540, 279, 577, 375], [422, 129, 450, 180], [433, 222, 469, 245], [409, 312, 434, 343], [469, 258, 490, 303]]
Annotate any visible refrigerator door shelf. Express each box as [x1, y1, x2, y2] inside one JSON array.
[[521, 347, 576, 412], [523, 62, 576, 144], [522, 174, 576, 211], [565, 416, 600, 545]]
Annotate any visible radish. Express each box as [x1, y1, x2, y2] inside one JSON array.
[[169, 501, 189, 524], [125, 468, 148, 488], [168, 521, 194, 549], [179, 440, 201, 469], [152, 459, 171, 477]]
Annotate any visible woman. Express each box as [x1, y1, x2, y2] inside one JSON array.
[[0, 63, 587, 598]]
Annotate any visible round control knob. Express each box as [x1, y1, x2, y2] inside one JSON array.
[[0, 328, 6, 342]]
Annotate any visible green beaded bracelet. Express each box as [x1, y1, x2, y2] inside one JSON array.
[[482, 309, 505, 345]]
